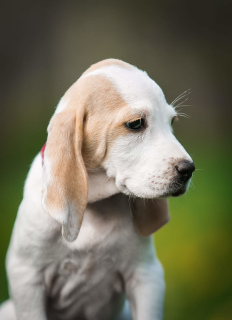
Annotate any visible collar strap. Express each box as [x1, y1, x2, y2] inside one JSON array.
[[41, 143, 46, 166]]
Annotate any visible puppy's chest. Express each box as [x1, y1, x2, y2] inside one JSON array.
[[43, 200, 137, 317], [44, 219, 133, 300], [45, 249, 124, 296], [44, 246, 127, 319]]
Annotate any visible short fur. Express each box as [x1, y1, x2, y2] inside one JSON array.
[[0, 59, 194, 320]]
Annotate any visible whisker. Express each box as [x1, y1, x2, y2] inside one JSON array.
[[190, 180, 196, 190], [176, 112, 190, 118], [175, 105, 192, 108], [171, 89, 192, 106], [174, 97, 190, 109]]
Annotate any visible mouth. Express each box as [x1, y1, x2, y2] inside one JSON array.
[[170, 179, 190, 197], [119, 177, 190, 199], [171, 188, 187, 197]]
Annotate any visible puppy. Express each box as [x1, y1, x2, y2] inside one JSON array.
[[0, 59, 195, 320]]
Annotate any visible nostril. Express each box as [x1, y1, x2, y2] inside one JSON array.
[[175, 160, 195, 179]]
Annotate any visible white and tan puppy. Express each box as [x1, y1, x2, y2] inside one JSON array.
[[0, 59, 195, 320]]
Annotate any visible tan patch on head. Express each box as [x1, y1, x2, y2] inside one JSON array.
[[53, 65, 137, 169], [62, 74, 136, 169], [82, 58, 134, 76]]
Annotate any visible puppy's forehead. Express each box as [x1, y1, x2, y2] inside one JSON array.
[[83, 60, 166, 114]]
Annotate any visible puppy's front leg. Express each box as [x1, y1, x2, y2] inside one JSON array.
[[7, 259, 47, 320], [127, 259, 165, 320]]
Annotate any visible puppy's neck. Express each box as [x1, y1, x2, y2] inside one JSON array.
[[87, 168, 120, 203]]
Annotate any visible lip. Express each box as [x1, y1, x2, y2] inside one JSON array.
[[171, 188, 186, 197]]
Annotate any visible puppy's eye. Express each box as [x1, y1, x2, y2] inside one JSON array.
[[125, 118, 145, 130], [171, 116, 179, 126]]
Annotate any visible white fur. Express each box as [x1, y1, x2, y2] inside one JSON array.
[[84, 64, 191, 198], [0, 61, 193, 320]]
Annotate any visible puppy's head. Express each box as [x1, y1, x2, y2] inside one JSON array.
[[42, 59, 195, 241]]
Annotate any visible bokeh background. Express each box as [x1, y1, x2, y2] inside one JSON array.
[[0, 1, 231, 319]]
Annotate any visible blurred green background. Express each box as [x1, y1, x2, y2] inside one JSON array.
[[0, 1, 231, 319]]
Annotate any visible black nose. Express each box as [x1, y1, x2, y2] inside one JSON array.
[[175, 160, 195, 181]]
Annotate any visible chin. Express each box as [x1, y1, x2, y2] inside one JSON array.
[[169, 183, 190, 197], [123, 188, 168, 200], [121, 181, 190, 200], [171, 188, 187, 197]]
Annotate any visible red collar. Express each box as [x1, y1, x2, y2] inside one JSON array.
[[41, 143, 46, 166]]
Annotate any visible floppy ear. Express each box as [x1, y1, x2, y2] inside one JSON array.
[[42, 108, 88, 242], [131, 198, 170, 237]]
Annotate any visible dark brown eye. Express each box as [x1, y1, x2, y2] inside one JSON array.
[[125, 118, 145, 130], [171, 116, 179, 126]]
